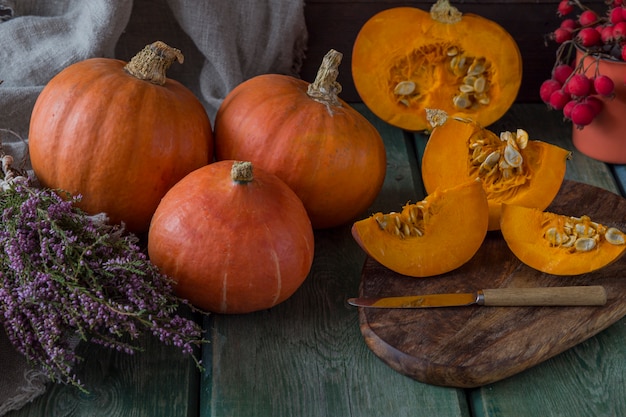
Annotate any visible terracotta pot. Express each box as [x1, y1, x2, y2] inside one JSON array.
[[572, 50, 626, 164]]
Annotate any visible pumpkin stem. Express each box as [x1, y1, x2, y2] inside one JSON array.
[[124, 41, 184, 86], [430, 0, 462, 24], [231, 161, 254, 183], [307, 49, 343, 111]]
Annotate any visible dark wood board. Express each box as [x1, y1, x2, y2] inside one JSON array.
[[355, 180, 626, 388]]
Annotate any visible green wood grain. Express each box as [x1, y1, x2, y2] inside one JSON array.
[[199, 103, 469, 417], [5, 310, 201, 417]]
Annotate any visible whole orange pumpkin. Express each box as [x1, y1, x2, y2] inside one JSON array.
[[213, 49, 387, 229], [28, 41, 213, 233], [148, 160, 315, 314]]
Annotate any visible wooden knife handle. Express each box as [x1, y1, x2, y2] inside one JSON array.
[[479, 286, 607, 306]]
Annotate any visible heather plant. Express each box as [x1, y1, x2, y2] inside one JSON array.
[[0, 146, 205, 390]]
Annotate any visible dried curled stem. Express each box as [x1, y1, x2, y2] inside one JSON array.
[[124, 41, 184, 86], [307, 49, 343, 112], [430, 0, 462, 24]]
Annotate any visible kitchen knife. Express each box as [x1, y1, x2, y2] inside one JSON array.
[[347, 286, 607, 308]]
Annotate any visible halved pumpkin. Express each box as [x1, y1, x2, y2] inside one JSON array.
[[501, 204, 626, 275], [352, 179, 488, 277], [421, 114, 571, 231], [351, 0, 522, 131]]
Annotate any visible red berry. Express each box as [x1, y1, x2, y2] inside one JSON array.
[[577, 27, 602, 46], [610, 7, 625, 23], [540, 79, 562, 103], [560, 18, 579, 32], [593, 75, 615, 96], [570, 102, 596, 128], [549, 89, 572, 110], [553, 64, 574, 84], [562, 99, 578, 119], [600, 25, 615, 42], [558, 0, 575, 16], [613, 21, 626, 38], [579, 10, 599, 26], [567, 74, 593, 96], [584, 96, 604, 116], [622, 44, 626, 61], [554, 28, 574, 43]]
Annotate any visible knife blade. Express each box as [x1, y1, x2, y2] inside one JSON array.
[[347, 286, 607, 308]]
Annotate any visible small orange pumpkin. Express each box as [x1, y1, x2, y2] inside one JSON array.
[[214, 49, 387, 229], [500, 204, 626, 275], [421, 112, 571, 230], [28, 41, 213, 233], [148, 161, 315, 314], [351, 0, 522, 131], [352, 179, 488, 277]]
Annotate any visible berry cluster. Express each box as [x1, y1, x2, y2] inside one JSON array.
[[541, 0, 624, 128]]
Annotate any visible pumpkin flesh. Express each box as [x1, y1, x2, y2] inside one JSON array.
[[351, 4, 522, 131], [500, 204, 626, 275], [352, 179, 488, 277], [422, 116, 570, 231]]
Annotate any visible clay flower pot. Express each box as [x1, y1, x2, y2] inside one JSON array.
[[572, 51, 626, 164]]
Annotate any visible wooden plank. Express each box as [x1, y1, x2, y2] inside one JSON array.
[[612, 164, 626, 196], [469, 319, 626, 417], [6, 309, 201, 417], [301, 0, 605, 103], [199, 104, 469, 417]]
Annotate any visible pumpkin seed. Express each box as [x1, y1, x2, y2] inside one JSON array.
[[504, 144, 523, 168], [459, 84, 474, 93], [447, 46, 459, 57], [473, 76, 486, 93], [605, 227, 626, 245], [545, 227, 569, 246], [575, 237, 596, 252], [515, 129, 529, 149], [394, 80, 416, 96], [453, 93, 471, 109], [574, 223, 596, 237], [481, 150, 500, 169], [467, 59, 485, 76]]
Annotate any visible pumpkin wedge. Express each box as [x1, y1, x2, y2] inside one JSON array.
[[501, 204, 626, 275], [351, 0, 522, 131], [421, 113, 571, 231], [352, 179, 488, 277]]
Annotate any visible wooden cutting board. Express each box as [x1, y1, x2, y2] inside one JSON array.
[[355, 180, 626, 388]]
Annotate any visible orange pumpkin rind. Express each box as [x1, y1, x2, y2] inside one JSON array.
[[351, 0, 522, 131], [351, 179, 488, 277], [500, 204, 626, 275]]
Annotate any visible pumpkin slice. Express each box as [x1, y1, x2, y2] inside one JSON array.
[[351, 0, 522, 131], [500, 204, 626, 275], [352, 179, 488, 277], [421, 113, 571, 231]]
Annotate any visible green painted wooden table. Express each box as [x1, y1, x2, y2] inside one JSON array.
[[7, 103, 626, 417]]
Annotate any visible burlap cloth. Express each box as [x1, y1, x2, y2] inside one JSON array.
[[0, 0, 307, 414]]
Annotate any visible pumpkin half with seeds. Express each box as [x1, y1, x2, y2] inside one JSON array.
[[421, 113, 571, 231], [352, 179, 488, 277], [501, 204, 626, 275], [351, 0, 522, 131]]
